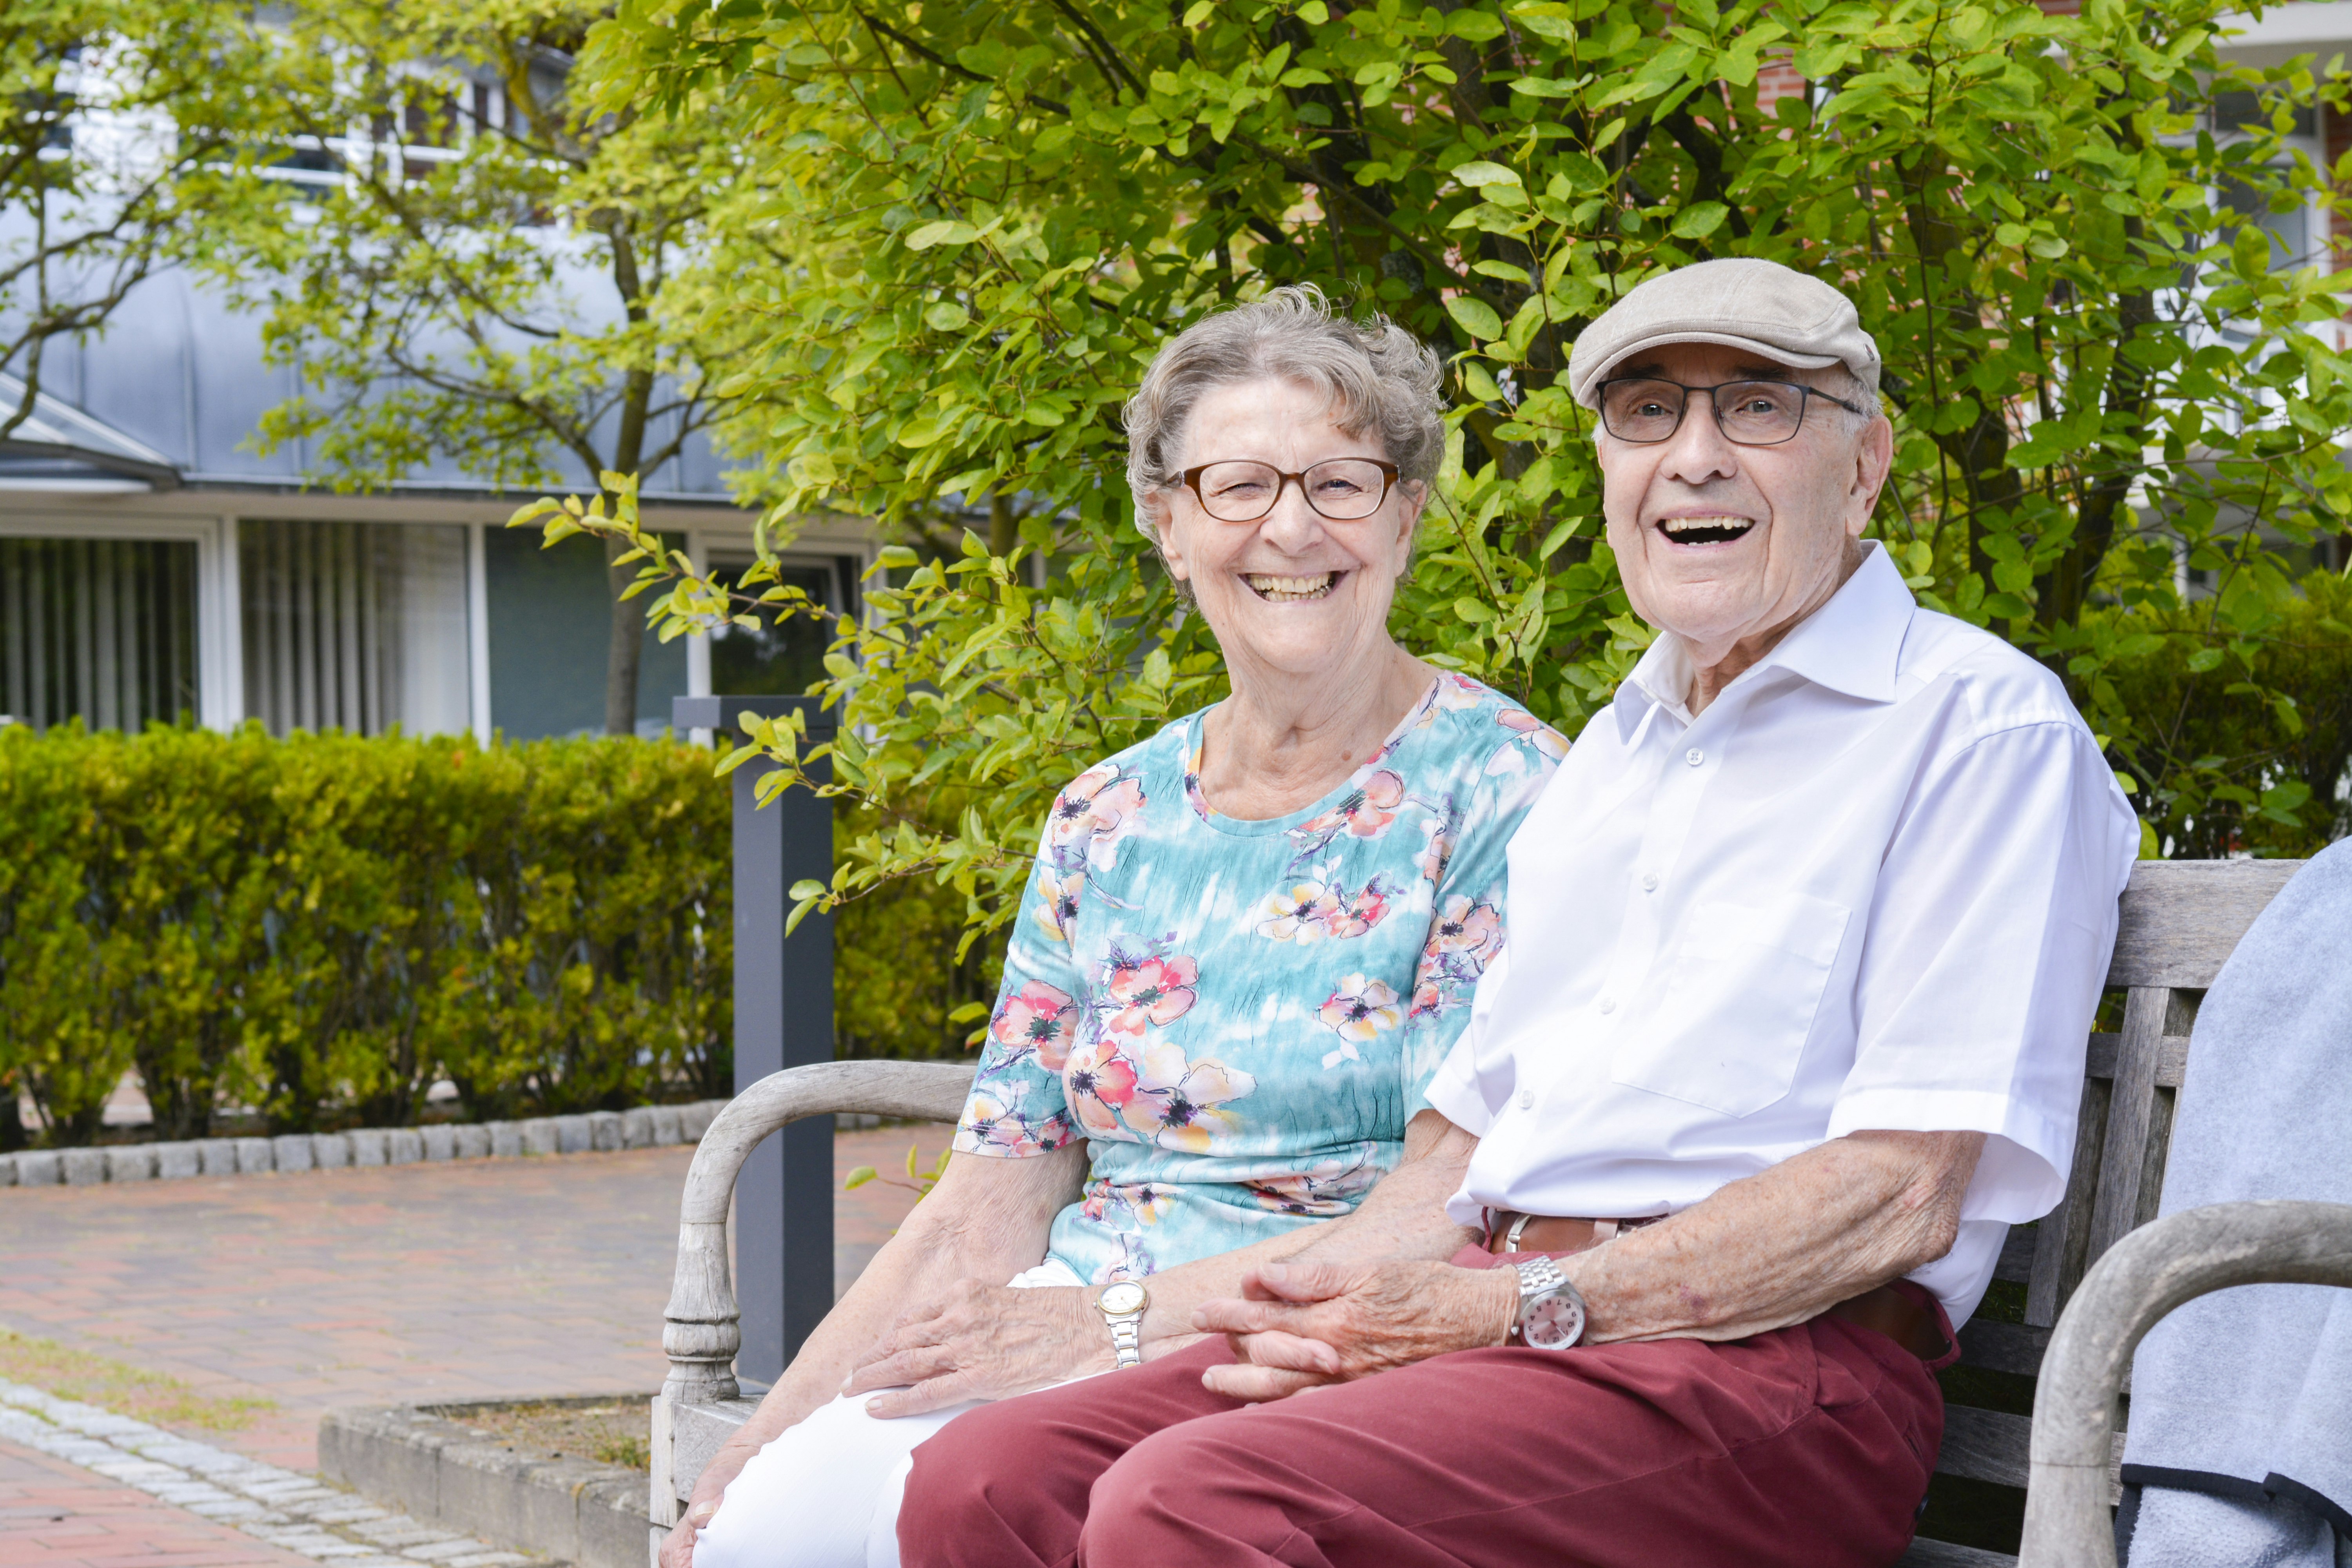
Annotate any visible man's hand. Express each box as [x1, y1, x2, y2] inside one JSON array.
[[1191, 1259, 1520, 1402], [842, 1280, 1109, 1417]]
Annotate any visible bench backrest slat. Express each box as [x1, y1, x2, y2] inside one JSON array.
[[2103, 860, 2301, 988], [2082, 987, 2194, 1284]]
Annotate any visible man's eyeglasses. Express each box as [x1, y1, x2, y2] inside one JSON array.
[[1178, 458, 1401, 523], [1596, 377, 1867, 447]]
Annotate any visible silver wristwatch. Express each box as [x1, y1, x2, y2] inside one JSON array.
[[1097, 1280, 1149, 1368], [1509, 1256, 1589, 1350]]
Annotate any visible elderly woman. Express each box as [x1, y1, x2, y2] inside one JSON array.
[[677, 287, 1564, 1568]]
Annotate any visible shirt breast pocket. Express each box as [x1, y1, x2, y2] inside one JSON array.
[[1609, 894, 1851, 1118]]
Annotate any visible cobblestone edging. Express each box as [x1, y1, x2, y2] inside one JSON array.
[[320, 1401, 653, 1568], [0, 1377, 545, 1568], [0, 1100, 733, 1190]]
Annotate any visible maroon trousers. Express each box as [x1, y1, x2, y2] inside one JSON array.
[[898, 1267, 1956, 1568]]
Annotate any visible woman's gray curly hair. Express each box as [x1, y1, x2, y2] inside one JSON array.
[[1123, 285, 1445, 542]]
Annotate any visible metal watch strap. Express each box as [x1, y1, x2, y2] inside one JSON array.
[[1511, 1254, 1590, 1349], [1513, 1254, 1570, 1321], [1098, 1281, 1149, 1369]]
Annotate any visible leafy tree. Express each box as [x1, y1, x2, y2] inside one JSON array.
[[523, 0, 2352, 954], [217, 0, 742, 735], [2100, 569, 2352, 857], [0, 0, 291, 441]]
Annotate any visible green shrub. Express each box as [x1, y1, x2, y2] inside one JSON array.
[[2101, 570, 2352, 860], [0, 724, 989, 1147], [831, 797, 1001, 1061], [0, 726, 736, 1143]]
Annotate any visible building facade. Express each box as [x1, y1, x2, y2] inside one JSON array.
[[0, 265, 873, 742]]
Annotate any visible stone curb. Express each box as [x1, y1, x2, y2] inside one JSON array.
[[0, 1376, 540, 1568], [0, 1100, 743, 1190], [321, 1398, 656, 1568]]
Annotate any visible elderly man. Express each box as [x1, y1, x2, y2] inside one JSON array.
[[894, 258, 2140, 1568]]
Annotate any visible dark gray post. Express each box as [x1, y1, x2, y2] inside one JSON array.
[[673, 695, 838, 1384]]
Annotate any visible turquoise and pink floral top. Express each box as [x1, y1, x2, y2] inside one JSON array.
[[952, 673, 1565, 1284]]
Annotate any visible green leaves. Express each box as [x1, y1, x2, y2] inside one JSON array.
[[1450, 162, 1523, 189], [905, 220, 982, 251], [1670, 202, 1730, 240], [2231, 223, 2276, 281], [1, 0, 305, 437], [0, 725, 739, 1138], [514, 0, 2352, 948], [1444, 294, 1504, 341]]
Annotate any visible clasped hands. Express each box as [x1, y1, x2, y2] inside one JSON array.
[[838, 1258, 1524, 1416], [1191, 1259, 1523, 1403]]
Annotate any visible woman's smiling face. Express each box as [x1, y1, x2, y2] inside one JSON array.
[[1145, 376, 1423, 680]]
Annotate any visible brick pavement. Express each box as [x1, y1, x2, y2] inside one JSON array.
[[0, 1126, 951, 1474], [0, 1436, 310, 1568]]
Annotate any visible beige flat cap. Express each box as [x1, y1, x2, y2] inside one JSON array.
[[1566, 258, 1880, 408]]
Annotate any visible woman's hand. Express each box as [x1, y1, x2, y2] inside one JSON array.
[[657, 1437, 754, 1568], [1192, 1259, 1519, 1402], [658, 1512, 704, 1568], [841, 1280, 1110, 1417]]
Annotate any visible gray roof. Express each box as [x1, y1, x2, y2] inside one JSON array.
[[0, 370, 181, 489]]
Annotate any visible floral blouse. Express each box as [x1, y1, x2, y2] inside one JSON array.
[[953, 673, 1565, 1284]]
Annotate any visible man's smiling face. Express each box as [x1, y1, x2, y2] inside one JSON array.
[[1598, 341, 1892, 670]]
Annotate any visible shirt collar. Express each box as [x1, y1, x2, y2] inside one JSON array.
[[1613, 541, 1915, 740]]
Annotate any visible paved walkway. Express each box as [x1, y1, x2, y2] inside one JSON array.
[[0, 1436, 310, 1568], [0, 1127, 947, 1472]]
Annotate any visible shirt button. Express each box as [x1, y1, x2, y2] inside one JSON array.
[[1515, 1088, 1534, 1110], [1685, 747, 1705, 767], [1598, 996, 1617, 1014], [1640, 871, 1659, 892]]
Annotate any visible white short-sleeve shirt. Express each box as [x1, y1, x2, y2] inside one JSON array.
[[1425, 543, 2140, 1325]]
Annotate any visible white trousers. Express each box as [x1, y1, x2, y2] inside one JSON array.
[[693, 1258, 1088, 1568]]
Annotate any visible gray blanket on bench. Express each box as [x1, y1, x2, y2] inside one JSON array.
[[2121, 840, 2352, 1566]]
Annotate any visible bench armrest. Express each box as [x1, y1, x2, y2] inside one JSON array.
[[661, 1060, 978, 1406], [2020, 1199, 2352, 1568]]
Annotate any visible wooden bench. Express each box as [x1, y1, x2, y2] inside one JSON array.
[[1902, 857, 2304, 1564], [652, 858, 2306, 1565]]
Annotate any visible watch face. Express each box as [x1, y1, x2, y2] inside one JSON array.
[[1099, 1281, 1148, 1316], [1523, 1291, 1586, 1350]]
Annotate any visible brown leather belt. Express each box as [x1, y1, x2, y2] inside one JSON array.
[[1483, 1211, 1949, 1361]]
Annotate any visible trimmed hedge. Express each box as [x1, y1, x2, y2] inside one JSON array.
[[0, 725, 997, 1149], [0, 726, 734, 1145]]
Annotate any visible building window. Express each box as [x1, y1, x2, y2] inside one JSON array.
[[481, 525, 689, 739], [0, 535, 200, 731], [238, 519, 471, 737], [703, 549, 862, 698]]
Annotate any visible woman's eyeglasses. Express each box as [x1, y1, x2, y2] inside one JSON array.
[[1178, 458, 1401, 523], [1596, 377, 1866, 446]]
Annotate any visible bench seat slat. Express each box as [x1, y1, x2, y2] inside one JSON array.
[[1898, 1538, 2018, 1567]]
